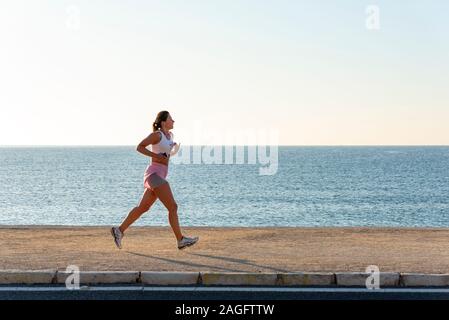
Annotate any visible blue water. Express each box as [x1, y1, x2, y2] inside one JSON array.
[[0, 146, 448, 227]]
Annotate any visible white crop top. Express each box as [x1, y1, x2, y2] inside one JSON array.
[[151, 130, 174, 155]]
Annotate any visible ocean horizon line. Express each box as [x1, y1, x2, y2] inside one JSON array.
[[1, 144, 449, 148]]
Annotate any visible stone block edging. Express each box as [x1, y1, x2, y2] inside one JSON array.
[[335, 272, 400, 287], [56, 271, 140, 284], [0, 270, 57, 284], [1, 271, 449, 287]]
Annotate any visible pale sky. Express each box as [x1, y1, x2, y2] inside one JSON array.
[[1, 0, 448, 146]]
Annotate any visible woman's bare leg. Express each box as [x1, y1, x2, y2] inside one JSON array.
[[152, 182, 183, 242], [119, 188, 158, 234]]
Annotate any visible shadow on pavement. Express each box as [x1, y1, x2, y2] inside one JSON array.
[[125, 251, 244, 272]]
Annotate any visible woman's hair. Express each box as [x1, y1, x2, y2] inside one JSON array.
[[152, 110, 170, 132]]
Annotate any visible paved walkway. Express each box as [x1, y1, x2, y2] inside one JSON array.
[[1, 226, 449, 273]]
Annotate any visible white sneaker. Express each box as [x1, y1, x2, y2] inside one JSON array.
[[177, 236, 199, 250], [110, 227, 123, 249]]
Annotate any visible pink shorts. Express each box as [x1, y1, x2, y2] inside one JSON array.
[[143, 162, 169, 190]]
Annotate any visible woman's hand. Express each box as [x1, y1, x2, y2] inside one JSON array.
[[153, 152, 168, 160], [170, 142, 180, 156]]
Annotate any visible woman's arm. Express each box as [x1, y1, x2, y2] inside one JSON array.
[[136, 132, 165, 159]]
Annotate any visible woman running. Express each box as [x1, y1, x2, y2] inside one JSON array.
[[110, 111, 198, 250]]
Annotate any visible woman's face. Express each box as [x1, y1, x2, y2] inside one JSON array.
[[163, 113, 175, 130]]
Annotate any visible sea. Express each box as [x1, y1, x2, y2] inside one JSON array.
[[0, 146, 448, 227]]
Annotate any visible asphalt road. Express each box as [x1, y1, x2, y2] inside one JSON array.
[[1, 285, 449, 300]]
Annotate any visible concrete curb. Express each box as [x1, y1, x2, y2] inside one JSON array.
[[56, 271, 140, 284], [1, 271, 449, 287], [0, 270, 57, 284], [400, 273, 449, 287], [277, 272, 335, 286], [336, 272, 400, 287], [141, 272, 200, 285], [201, 272, 278, 286]]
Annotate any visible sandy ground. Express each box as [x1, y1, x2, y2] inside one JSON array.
[[1, 226, 449, 273]]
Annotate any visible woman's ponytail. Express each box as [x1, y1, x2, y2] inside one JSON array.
[[152, 110, 169, 132]]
